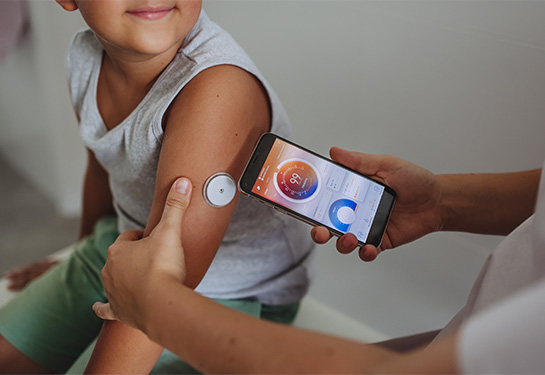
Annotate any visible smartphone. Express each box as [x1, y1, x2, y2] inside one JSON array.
[[239, 133, 396, 247]]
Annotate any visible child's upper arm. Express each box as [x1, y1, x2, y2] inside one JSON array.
[[86, 65, 270, 374], [144, 64, 270, 288]]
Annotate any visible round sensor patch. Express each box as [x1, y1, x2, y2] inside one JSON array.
[[203, 173, 236, 208]]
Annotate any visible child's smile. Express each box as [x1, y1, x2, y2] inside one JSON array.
[[57, 0, 202, 59], [126, 5, 175, 21]]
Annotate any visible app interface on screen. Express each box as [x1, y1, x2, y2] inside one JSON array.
[[252, 138, 385, 242]]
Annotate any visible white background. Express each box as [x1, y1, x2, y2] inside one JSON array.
[[1, 1, 544, 339]]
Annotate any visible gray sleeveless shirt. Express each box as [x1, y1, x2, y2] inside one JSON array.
[[66, 11, 314, 305]]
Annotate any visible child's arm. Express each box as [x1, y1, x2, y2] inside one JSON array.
[[85, 65, 271, 374], [80, 149, 116, 239]]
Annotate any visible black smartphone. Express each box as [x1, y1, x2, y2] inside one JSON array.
[[239, 133, 396, 247]]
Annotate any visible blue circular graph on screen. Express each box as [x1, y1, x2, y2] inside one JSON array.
[[328, 199, 358, 232]]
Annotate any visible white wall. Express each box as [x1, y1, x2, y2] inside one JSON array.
[[0, 1, 85, 216], [2, 1, 544, 339]]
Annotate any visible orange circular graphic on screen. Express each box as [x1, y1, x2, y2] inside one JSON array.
[[274, 158, 321, 203]]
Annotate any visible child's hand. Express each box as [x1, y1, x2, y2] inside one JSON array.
[[93, 177, 193, 331], [5, 259, 60, 291]]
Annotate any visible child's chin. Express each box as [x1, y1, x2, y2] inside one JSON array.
[[128, 39, 182, 57]]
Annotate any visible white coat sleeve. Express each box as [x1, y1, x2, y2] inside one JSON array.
[[458, 277, 545, 374]]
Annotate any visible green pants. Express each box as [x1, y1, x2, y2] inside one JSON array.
[[0, 217, 298, 373]]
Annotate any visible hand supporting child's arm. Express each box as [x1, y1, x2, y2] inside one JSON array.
[[84, 65, 271, 374], [94, 177, 461, 375]]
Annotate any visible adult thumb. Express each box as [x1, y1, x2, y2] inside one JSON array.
[[92, 302, 118, 321], [157, 177, 193, 235]]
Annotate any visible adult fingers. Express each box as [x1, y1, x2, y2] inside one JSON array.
[[335, 233, 359, 254], [312, 228, 360, 255], [311, 226, 332, 244], [156, 177, 193, 238], [359, 245, 380, 262]]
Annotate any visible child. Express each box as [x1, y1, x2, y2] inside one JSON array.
[[0, 0, 314, 373]]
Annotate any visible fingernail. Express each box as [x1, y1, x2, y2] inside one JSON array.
[[176, 178, 190, 194]]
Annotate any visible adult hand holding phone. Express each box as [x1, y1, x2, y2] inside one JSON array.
[[93, 177, 193, 331], [240, 134, 396, 248], [311, 147, 442, 261]]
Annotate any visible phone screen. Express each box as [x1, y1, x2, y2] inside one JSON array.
[[249, 137, 388, 244]]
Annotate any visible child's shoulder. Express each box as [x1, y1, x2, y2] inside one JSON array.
[[180, 11, 251, 68], [66, 28, 102, 73], [65, 28, 102, 113], [149, 11, 264, 110]]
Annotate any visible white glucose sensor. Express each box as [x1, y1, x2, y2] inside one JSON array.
[[203, 172, 237, 208]]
